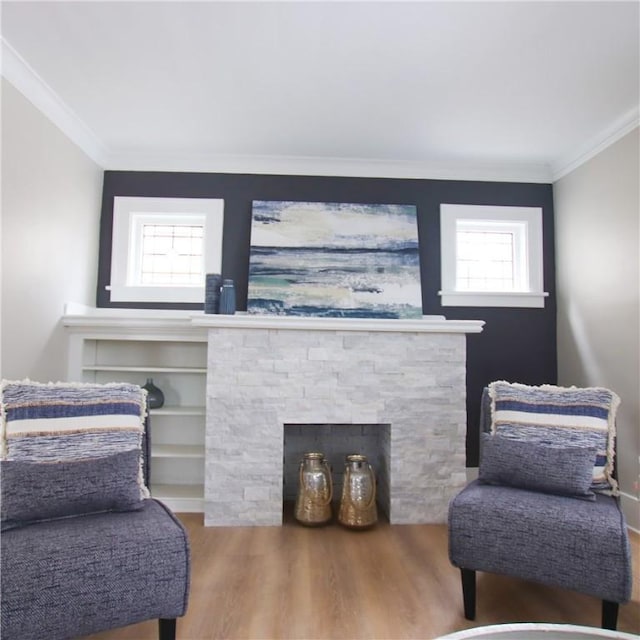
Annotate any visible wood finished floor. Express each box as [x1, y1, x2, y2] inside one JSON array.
[[88, 508, 640, 640]]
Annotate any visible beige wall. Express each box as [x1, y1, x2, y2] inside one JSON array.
[[1, 79, 103, 381], [554, 127, 640, 529]]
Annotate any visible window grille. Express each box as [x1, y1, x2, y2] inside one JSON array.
[[139, 224, 204, 286]]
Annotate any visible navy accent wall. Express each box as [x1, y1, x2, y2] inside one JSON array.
[[98, 171, 557, 466]]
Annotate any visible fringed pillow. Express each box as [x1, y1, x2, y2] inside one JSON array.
[[1, 380, 150, 530], [488, 381, 620, 494]]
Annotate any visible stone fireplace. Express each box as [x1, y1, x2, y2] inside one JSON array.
[[194, 315, 484, 527]]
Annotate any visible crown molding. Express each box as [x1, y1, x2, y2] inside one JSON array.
[[551, 106, 640, 181], [1, 37, 108, 166], [104, 149, 553, 183]]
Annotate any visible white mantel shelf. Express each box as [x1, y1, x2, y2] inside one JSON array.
[[192, 313, 485, 334], [62, 303, 198, 332], [63, 304, 485, 334]]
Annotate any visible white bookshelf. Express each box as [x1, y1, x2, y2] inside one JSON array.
[[63, 304, 208, 513]]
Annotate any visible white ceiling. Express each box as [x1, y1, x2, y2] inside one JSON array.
[[2, 1, 639, 182]]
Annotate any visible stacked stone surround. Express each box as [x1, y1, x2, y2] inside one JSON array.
[[199, 316, 482, 527]]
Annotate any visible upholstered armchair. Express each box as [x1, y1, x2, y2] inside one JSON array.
[[0, 380, 190, 640], [448, 382, 632, 630]]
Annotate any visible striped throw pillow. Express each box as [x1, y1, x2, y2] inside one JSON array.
[[1, 380, 150, 528], [488, 381, 620, 494]]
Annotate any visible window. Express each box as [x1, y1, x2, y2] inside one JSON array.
[[440, 204, 548, 308], [133, 216, 204, 286], [455, 219, 526, 292], [109, 197, 224, 304]]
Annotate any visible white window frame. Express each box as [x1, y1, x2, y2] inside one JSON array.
[[109, 197, 224, 304], [439, 204, 548, 308]]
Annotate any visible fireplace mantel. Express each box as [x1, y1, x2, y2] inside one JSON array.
[[201, 313, 484, 527], [192, 313, 484, 334], [63, 304, 485, 335]]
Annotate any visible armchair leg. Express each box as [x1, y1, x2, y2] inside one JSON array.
[[460, 569, 476, 620], [159, 618, 177, 640], [602, 601, 619, 630]]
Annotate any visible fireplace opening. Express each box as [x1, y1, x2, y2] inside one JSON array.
[[283, 423, 391, 521]]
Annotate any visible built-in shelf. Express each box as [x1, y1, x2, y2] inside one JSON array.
[[63, 306, 208, 514], [152, 444, 205, 458], [82, 365, 207, 374], [150, 406, 205, 416]]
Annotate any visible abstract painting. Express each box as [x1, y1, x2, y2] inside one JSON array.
[[247, 201, 422, 318]]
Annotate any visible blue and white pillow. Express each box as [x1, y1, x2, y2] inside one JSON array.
[[488, 381, 620, 494], [1, 380, 150, 530]]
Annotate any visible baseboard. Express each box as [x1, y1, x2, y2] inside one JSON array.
[[466, 467, 479, 483], [620, 491, 639, 533]]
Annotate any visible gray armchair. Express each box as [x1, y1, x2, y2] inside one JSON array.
[[448, 383, 632, 630], [0, 381, 190, 640]]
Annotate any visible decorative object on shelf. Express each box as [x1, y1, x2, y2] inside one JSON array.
[[247, 200, 422, 318], [219, 279, 236, 315], [204, 273, 222, 314], [142, 378, 164, 409], [338, 454, 377, 529], [294, 452, 333, 526]]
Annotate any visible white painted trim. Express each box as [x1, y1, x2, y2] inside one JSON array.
[[62, 303, 204, 335], [105, 150, 554, 184], [192, 313, 485, 334], [109, 196, 224, 304], [1, 37, 108, 166], [440, 204, 547, 308], [62, 304, 485, 334], [439, 290, 548, 308], [552, 107, 640, 181], [63, 302, 194, 319]]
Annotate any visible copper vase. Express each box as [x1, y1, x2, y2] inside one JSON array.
[[338, 454, 378, 529], [294, 452, 333, 526]]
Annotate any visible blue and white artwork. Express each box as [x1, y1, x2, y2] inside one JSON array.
[[247, 201, 422, 318]]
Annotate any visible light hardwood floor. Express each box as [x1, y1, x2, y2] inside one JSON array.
[[89, 509, 639, 640]]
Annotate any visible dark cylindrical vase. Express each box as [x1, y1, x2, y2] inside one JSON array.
[[219, 279, 236, 315], [204, 273, 222, 314]]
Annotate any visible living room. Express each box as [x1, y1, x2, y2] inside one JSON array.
[[1, 2, 638, 638]]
